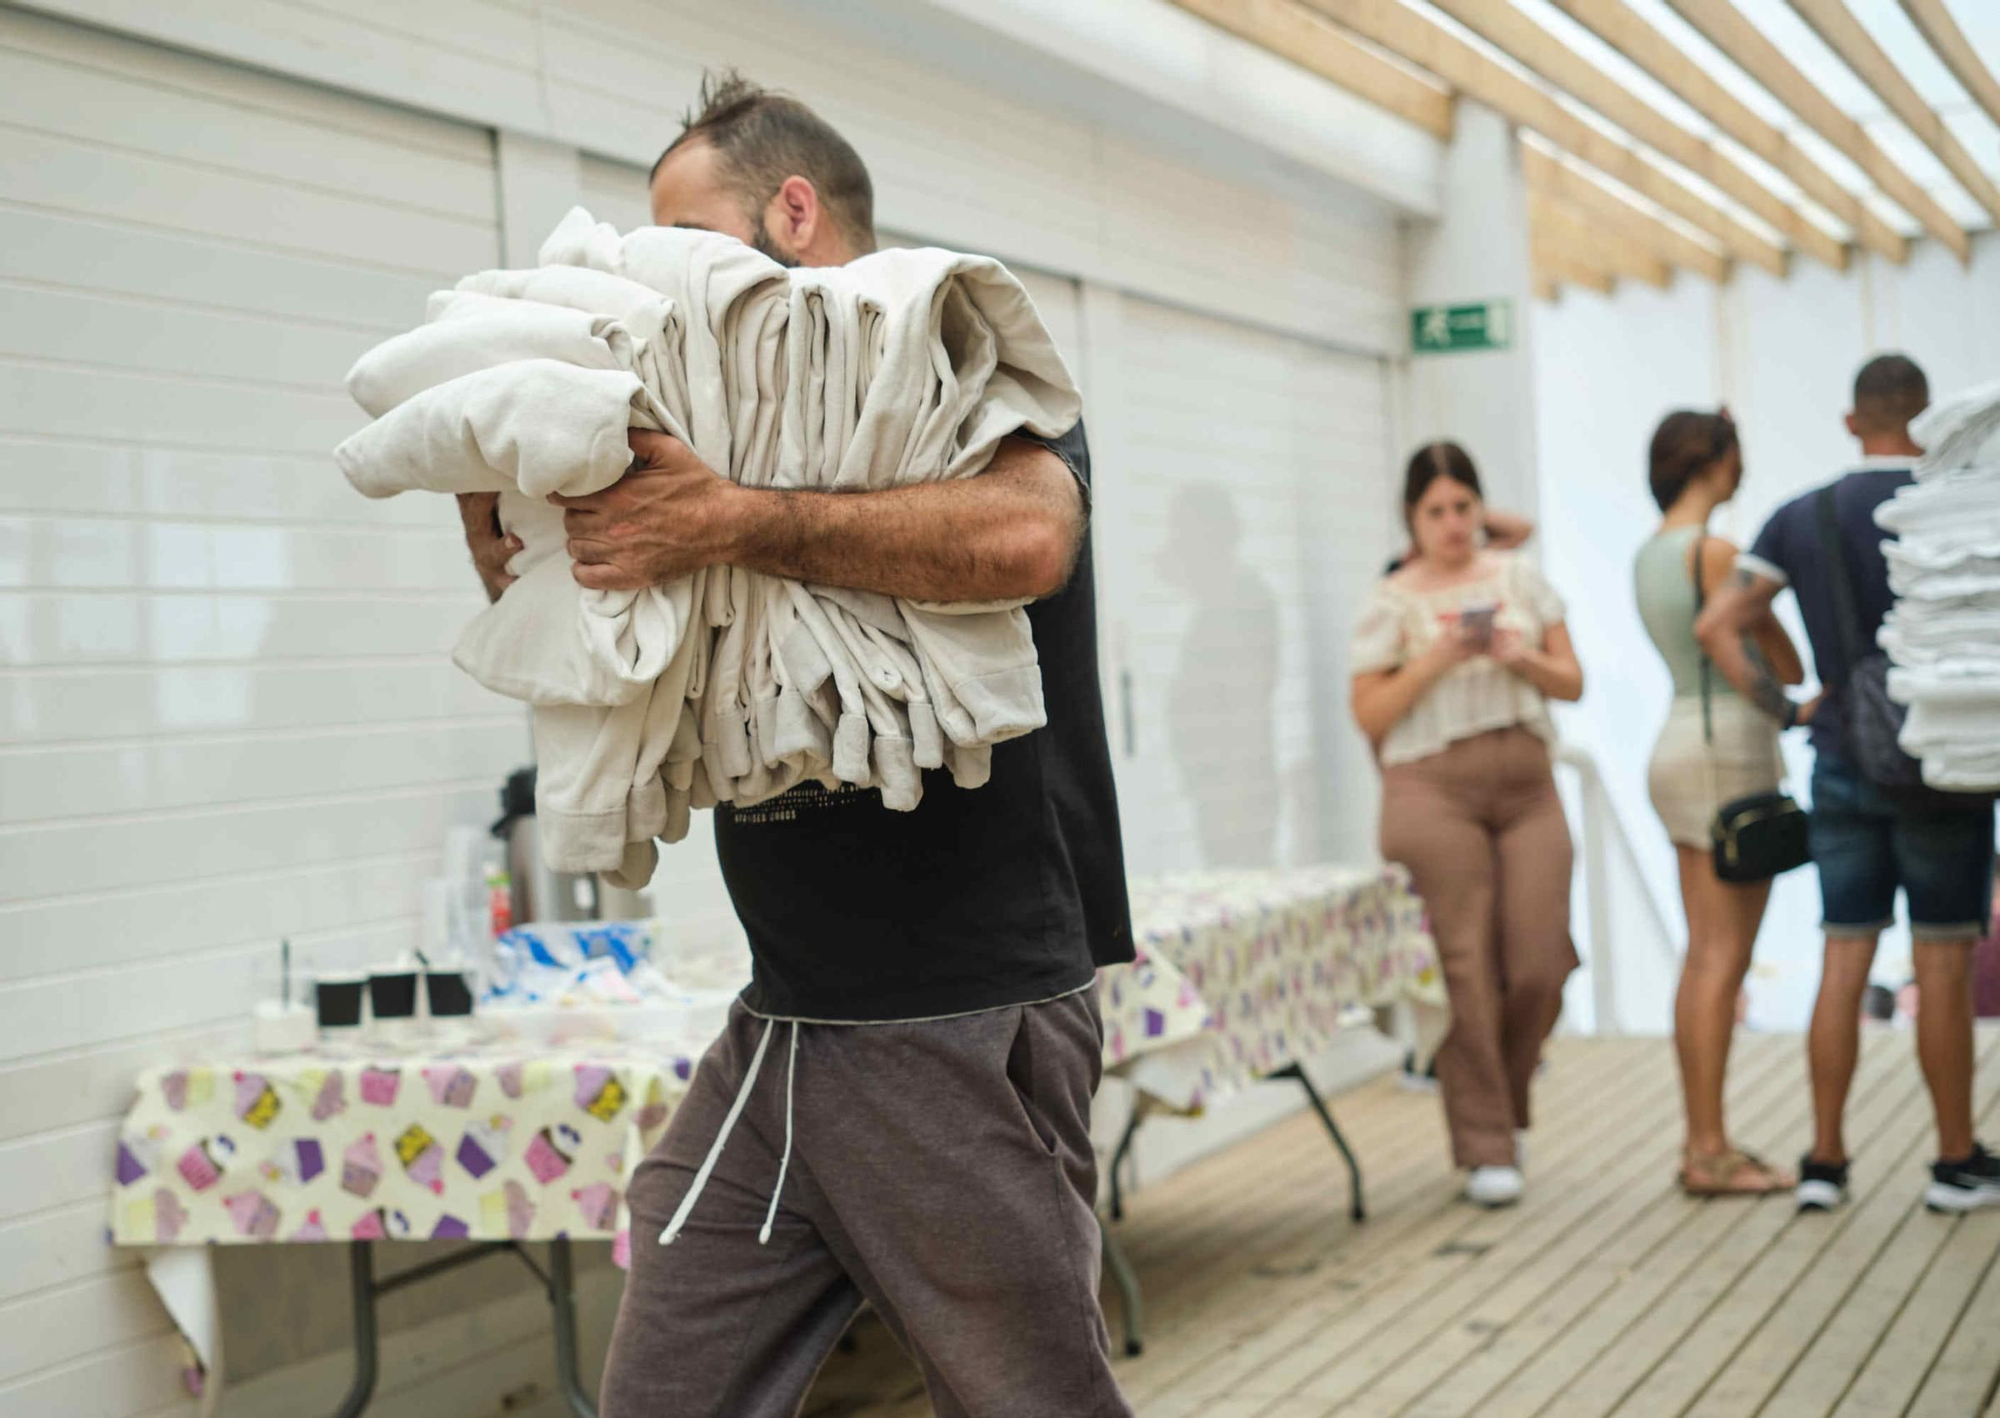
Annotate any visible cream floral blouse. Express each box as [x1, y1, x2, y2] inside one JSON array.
[[1349, 553, 1568, 767]]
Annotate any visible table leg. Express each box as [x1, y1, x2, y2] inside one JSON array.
[[1108, 1105, 1143, 1222], [1100, 1222, 1143, 1358], [548, 1238, 598, 1418], [331, 1242, 379, 1418], [1272, 1063, 1365, 1221]]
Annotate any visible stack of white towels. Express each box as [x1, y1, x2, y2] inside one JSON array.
[[335, 209, 1081, 884], [1876, 379, 2000, 791]]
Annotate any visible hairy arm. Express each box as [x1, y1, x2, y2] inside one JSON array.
[[1694, 567, 1810, 724], [455, 491, 522, 602], [556, 431, 1084, 602]]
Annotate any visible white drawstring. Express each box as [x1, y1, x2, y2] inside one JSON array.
[[659, 1018, 775, 1245], [758, 1022, 801, 1245]]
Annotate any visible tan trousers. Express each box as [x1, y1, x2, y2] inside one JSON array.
[[1381, 727, 1578, 1168]]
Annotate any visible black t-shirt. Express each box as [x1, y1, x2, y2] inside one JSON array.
[[715, 420, 1134, 1021]]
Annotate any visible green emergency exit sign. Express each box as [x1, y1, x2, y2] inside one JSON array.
[[1411, 299, 1512, 354]]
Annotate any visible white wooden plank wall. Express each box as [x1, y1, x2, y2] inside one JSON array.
[[545, 0, 1405, 352], [32, 0, 1409, 357], [1087, 295, 1395, 874], [0, 10, 519, 1414]]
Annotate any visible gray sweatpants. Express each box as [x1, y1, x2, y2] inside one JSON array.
[[600, 991, 1133, 1417]]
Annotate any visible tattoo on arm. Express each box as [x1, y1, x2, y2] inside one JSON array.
[[1741, 634, 1792, 721]]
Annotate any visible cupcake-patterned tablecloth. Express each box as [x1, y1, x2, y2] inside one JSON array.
[[115, 865, 1443, 1259], [1099, 864, 1449, 1113], [111, 1052, 693, 1267]]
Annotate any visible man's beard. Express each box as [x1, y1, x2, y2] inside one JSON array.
[[750, 216, 800, 269]]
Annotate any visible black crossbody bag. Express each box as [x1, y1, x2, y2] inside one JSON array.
[[1694, 535, 1812, 882]]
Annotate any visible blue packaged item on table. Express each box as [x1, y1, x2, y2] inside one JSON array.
[[487, 920, 658, 1004]]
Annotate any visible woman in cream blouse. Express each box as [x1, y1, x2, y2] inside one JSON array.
[[1351, 442, 1584, 1208]]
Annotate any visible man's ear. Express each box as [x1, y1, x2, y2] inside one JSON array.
[[769, 175, 820, 249], [1844, 411, 1863, 439]]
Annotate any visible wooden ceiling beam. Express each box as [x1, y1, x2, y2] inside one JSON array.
[[1166, 0, 1456, 139], [1429, 0, 1846, 270], [1787, 0, 2000, 228], [1531, 190, 1673, 287], [1665, 0, 1970, 260], [1521, 139, 1731, 280], [1546, 0, 1906, 261], [1534, 242, 1617, 295], [1897, 0, 2000, 134], [1298, 0, 1788, 275]]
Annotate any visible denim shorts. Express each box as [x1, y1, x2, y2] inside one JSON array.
[[1810, 755, 1995, 939]]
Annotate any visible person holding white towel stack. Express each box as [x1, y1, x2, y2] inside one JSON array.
[[1698, 354, 2000, 1217], [453, 73, 1136, 1417]]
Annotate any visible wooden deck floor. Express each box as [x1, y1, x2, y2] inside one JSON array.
[[803, 1026, 2000, 1417]]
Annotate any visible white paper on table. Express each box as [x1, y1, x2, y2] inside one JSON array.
[[145, 1247, 223, 1418]]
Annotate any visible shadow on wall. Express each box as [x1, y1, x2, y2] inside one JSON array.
[[1162, 484, 1285, 868]]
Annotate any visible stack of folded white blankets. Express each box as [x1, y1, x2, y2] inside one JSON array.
[[335, 209, 1080, 884], [1876, 378, 2000, 791]]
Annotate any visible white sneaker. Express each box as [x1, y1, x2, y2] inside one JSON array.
[[1466, 1165, 1524, 1208]]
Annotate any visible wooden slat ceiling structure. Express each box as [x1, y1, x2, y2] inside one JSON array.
[[1167, 0, 2000, 299]]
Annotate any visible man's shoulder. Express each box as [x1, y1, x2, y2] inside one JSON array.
[[1009, 418, 1089, 492], [1841, 464, 1915, 509], [1754, 479, 1844, 546]]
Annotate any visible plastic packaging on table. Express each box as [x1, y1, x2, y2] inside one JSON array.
[[486, 921, 663, 1004], [479, 919, 749, 1055], [477, 992, 739, 1052]]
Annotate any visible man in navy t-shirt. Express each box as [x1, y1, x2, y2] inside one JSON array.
[[1698, 354, 1999, 1216]]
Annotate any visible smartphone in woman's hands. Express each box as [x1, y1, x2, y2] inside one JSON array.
[[1459, 603, 1498, 651]]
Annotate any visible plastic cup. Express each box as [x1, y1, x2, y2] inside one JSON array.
[[315, 974, 367, 1030]]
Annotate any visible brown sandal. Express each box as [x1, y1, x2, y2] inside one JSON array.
[[1679, 1148, 1795, 1196]]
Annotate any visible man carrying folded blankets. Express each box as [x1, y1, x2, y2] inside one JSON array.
[[453, 71, 1137, 1417]]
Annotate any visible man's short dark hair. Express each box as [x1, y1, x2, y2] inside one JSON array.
[[654, 69, 876, 255], [1852, 353, 1928, 434]]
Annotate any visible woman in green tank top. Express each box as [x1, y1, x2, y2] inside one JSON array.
[[1635, 410, 1805, 1196]]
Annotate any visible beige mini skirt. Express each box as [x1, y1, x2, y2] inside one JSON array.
[[1648, 694, 1784, 848]]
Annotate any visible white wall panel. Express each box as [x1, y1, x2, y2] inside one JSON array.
[[1085, 292, 1395, 875], [552, 0, 1406, 352], [0, 10, 516, 1412], [24, 0, 1416, 353]]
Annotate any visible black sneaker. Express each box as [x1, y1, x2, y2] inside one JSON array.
[[1926, 1143, 2000, 1213], [1796, 1155, 1849, 1212]]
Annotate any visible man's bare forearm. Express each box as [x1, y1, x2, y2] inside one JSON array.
[[719, 445, 1082, 602], [1700, 570, 1794, 723], [1736, 635, 1794, 721]]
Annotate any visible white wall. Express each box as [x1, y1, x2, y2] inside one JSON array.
[[0, 8, 533, 1413], [1534, 232, 2000, 1029], [1402, 104, 1540, 523], [21, 0, 1435, 354]]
